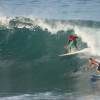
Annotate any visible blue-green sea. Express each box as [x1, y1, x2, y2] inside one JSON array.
[[0, 0, 100, 100]]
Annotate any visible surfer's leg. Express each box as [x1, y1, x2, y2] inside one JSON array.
[[73, 40, 78, 49], [68, 40, 73, 47], [67, 40, 71, 46], [67, 40, 73, 52], [69, 47, 71, 52]]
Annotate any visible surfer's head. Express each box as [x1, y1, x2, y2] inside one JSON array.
[[67, 29, 75, 35], [89, 57, 95, 61], [89, 58, 93, 60]]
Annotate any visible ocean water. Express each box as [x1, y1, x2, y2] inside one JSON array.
[[0, 0, 100, 20], [0, 0, 100, 100]]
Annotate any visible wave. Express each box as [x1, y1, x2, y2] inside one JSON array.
[[0, 16, 100, 56], [0, 16, 100, 94]]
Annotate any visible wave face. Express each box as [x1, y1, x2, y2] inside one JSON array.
[[0, 17, 100, 97]]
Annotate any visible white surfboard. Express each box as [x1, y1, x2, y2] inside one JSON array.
[[59, 48, 90, 56]]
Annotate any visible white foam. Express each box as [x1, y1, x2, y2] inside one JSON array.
[[74, 26, 100, 56], [0, 93, 100, 100]]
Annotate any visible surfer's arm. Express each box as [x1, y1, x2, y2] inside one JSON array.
[[95, 60, 100, 65], [88, 62, 99, 70]]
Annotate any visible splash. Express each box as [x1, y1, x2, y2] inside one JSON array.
[[74, 26, 100, 56]]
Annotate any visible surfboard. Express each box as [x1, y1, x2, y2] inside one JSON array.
[[92, 74, 100, 79], [91, 74, 100, 82], [59, 48, 90, 56]]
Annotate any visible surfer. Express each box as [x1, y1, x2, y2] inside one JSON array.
[[65, 34, 78, 52], [88, 58, 100, 73]]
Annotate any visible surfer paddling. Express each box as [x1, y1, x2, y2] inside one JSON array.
[[88, 58, 100, 73]]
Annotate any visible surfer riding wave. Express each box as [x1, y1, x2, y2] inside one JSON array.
[[65, 29, 79, 53]]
